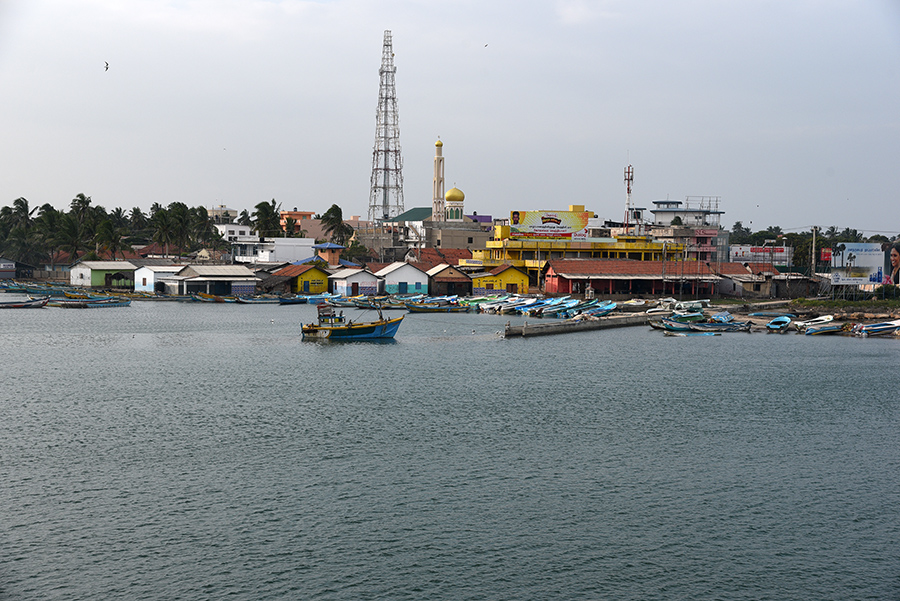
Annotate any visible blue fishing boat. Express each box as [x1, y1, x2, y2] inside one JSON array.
[[301, 305, 403, 340], [804, 323, 846, 335], [765, 315, 792, 333]]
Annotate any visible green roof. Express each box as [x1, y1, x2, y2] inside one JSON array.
[[386, 207, 433, 222]]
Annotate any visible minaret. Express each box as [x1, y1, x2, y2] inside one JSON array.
[[432, 139, 445, 222]]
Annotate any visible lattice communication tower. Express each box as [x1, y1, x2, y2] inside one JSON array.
[[368, 30, 405, 222]]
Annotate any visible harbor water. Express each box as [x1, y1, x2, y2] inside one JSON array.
[[1, 301, 898, 600]]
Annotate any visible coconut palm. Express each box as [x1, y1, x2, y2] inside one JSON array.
[[95, 219, 133, 260], [54, 213, 88, 264], [70, 193, 92, 224], [320, 204, 354, 246], [151, 209, 176, 257], [252, 199, 282, 238]]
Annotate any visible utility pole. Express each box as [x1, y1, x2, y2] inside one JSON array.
[[368, 30, 405, 223]]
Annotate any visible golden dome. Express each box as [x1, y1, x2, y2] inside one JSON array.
[[435, 139, 443, 147], [445, 187, 465, 203]]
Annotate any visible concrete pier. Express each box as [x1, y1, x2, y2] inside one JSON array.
[[504, 314, 650, 337]]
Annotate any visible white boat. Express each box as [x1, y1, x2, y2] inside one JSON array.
[[794, 315, 834, 331]]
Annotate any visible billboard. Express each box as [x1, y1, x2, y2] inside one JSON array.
[[831, 243, 886, 285], [510, 211, 589, 240], [729, 245, 793, 267]]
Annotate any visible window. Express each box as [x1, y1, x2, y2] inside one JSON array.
[[468, 237, 473, 244], [142, 278, 147, 286], [486, 283, 494, 290]]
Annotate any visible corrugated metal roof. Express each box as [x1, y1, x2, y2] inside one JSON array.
[[77, 261, 137, 270]]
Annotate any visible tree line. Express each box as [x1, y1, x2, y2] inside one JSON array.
[[727, 221, 895, 274], [0, 195, 362, 268]]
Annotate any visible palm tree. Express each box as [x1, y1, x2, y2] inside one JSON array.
[[238, 209, 252, 226], [95, 219, 133, 260], [252, 199, 282, 238], [151, 210, 176, 257], [283, 216, 297, 237], [320, 204, 353, 246], [70, 193, 92, 224], [54, 213, 88, 264], [10, 197, 35, 231], [167, 202, 192, 252]]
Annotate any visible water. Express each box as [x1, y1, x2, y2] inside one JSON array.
[[1, 301, 897, 600]]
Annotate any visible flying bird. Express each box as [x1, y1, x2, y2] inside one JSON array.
[[104, 61, 109, 71]]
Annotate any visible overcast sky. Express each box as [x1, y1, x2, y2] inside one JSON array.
[[1, 0, 898, 236]]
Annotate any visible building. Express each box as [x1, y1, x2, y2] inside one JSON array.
[[471, 264, 529, 296], [134, 265, 182, 293], [329, 268, 380, 296], [372, 262, 429, 295], [161, 265, 258, 296], [542, 259, 718, 298], [269, 264, 331, 295], [426, 264, 472, 296], [256, 238, 316, 264], [474, 207, 686, 288], [279, 209, 316, 235], [70, 261, 137, 289]]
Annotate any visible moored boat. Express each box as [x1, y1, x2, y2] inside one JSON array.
[[0, 296, 49, 308], [765, 315, 792, 333], [301, 305, 403, 340]]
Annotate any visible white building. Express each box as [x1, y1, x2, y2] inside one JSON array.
[[134, 265, 182, 293], [329, 268, 380, 297], [256, 238, 316, 264], [373, 262, 429, 295]]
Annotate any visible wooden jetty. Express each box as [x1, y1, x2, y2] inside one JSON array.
[[504, 314, 649, 338]]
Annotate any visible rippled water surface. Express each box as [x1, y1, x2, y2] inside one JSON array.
[[1, 301, 898, 600]]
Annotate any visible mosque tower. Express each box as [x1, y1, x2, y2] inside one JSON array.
[[432, 139, 445, 222]]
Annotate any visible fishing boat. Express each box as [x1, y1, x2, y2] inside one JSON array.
[[688, 320, 752, 333], [851, 320, 900, 337], [405, 301, 470, 313], [658, 318, 693, 332], [619, 299, 658, 312], [235, 296, 280, 304], [765, 315, 792, 333], [278, 295, 307, 305], [673, 299, 709, 311], [794, 315, 834, 331], [804, 323, 847, 336], [49, 296, 131, 308], [0, 296, 49, 308], [664, 331, 721, 337], [301, 304, 403, 340]]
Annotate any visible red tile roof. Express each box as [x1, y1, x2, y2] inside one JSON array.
[[273, 264, 327, 278], [408, 248, 473, 271]]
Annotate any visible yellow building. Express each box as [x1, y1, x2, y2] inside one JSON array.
[[471, 264, 530, 295], [273, 264, 331, 294], [467, 205, 684, 286]]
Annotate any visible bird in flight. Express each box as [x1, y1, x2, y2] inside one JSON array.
[[104, 61, 109, 71]]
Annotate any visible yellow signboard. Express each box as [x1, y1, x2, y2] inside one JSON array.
[[510, 211, 590, 240]]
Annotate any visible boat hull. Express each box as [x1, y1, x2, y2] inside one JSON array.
[[301, 316, 403, 340]]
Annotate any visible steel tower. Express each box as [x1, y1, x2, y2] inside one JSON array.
[[368, 30, 405, 222]]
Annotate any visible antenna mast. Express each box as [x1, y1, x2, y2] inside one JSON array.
[[624, 164, 634, 234], [368, 30, 405, 223]]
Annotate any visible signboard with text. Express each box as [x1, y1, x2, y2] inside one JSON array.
[[728, 245, 793, 267], [831, 243, 886, 285], [510, 211, 590, 240]]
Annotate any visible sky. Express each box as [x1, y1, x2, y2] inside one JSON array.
[[1, 0, 899, 236]]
